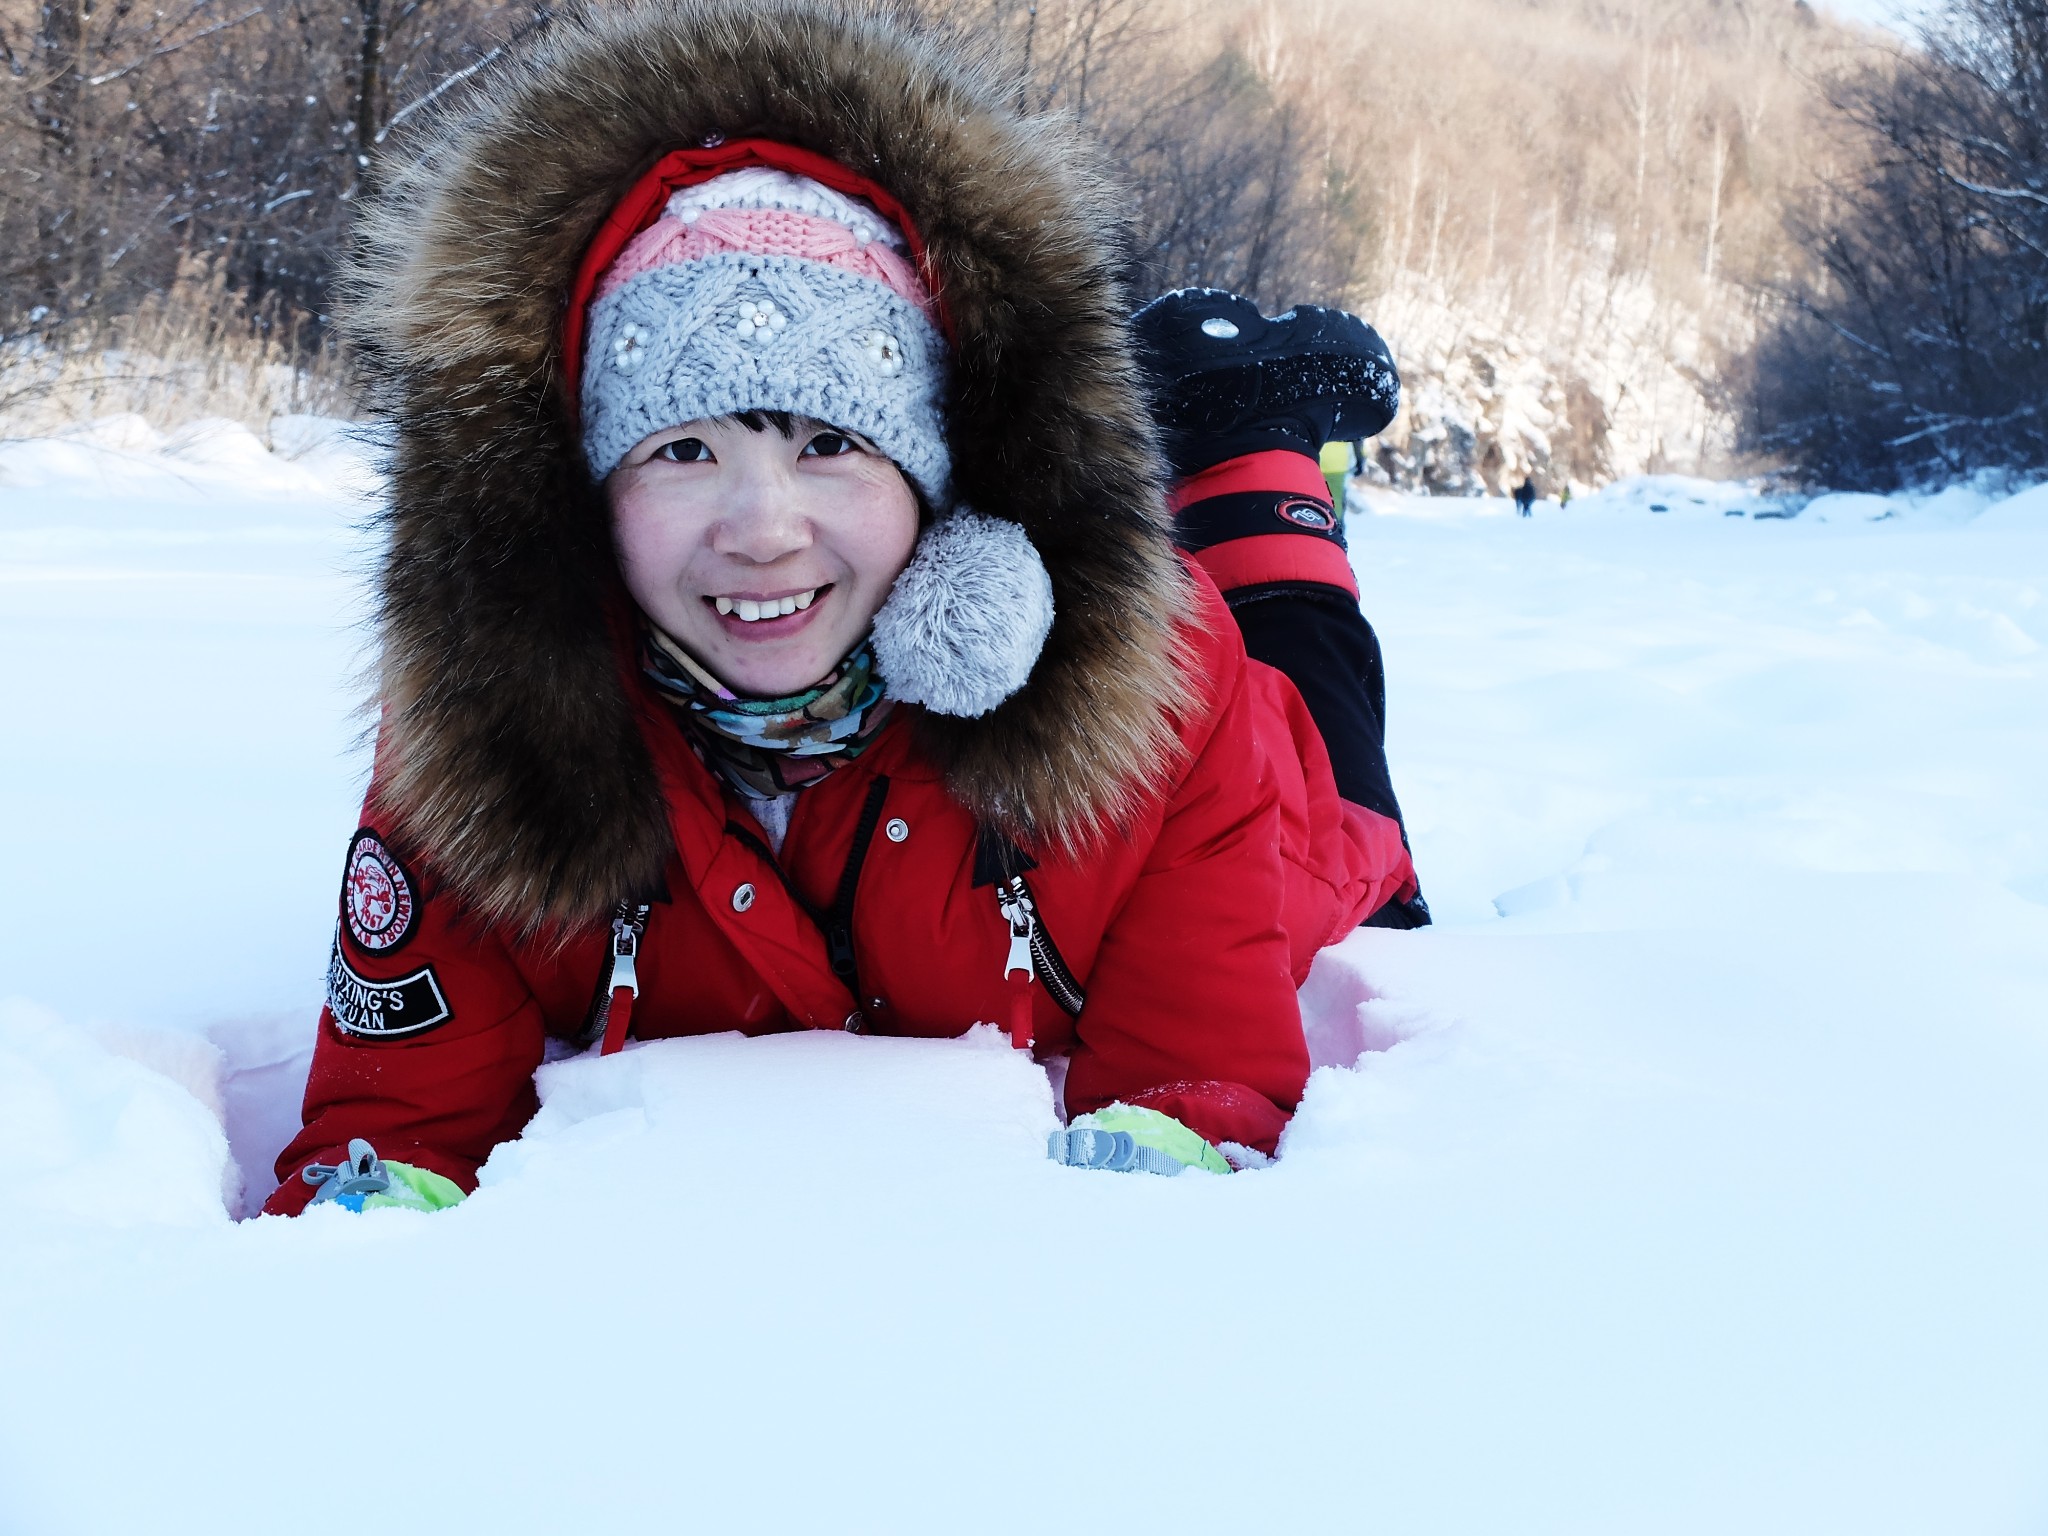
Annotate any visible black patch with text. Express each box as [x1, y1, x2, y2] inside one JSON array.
[[1172, 490, 1346, 553], [326, 938, 453, 1039], [1273, 496, 1338, 533], [340, 828, 419, 954]]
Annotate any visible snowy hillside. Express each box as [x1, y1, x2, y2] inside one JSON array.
[[3, 423, 2046, 1534], [1367, 268, 1736, 495]]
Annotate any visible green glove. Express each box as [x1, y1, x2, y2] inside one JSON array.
[[301, 1139, 467, 1212], [1048, 1105, 1233, 1176], [357, 1162, 466, 1212]]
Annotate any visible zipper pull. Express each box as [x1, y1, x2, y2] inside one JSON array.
[[599, 904, 650, 1057], [610, 913, 641, 998], [998, 877, 1036, 1051], [999, 879, 1036, 981]]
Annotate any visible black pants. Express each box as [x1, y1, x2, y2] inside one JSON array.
[[1223, 581, 1430, 928]]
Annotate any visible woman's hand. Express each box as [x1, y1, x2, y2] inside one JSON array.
[[299, 1139, 466, 1213], [1047, 1106, 1233, 1176]]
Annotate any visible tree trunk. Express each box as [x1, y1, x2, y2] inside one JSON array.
[[31, 0, 87, 319], [355, 0, 385, 191]]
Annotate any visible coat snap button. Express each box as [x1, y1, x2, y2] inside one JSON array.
[[731, 882, 756, 913], [885, 817, 909, 843]]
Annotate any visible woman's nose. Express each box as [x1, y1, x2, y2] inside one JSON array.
[[710, 467, 811, 563]]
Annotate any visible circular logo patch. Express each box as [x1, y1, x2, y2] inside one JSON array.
[[1275, 497, 1338, 533], [341, 829, 417, 953]]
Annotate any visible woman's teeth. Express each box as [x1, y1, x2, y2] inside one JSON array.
[[713, 589, 817, 622]]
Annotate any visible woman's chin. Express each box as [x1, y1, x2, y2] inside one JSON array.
[[701, 633, 857, 698], [662, 589, 867, 697]]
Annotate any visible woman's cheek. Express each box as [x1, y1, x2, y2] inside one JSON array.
[[612, 483, 690, 598], [843, 472, 921, 593]]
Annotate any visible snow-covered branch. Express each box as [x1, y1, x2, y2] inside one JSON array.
[[376, 7, 553, 145], [85, 7, 265, 86]]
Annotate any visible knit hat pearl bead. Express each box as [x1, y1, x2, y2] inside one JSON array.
[[734, 299, 787, 344], [863, 329, 903, 377], [612, 322, 650, 371]]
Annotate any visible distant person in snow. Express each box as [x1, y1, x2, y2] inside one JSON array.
[[1316, 438, 1375, 514], [1514, 477, 1538, 517], [1320, 439, 1353, 512], [269, 0, 1426, 1215]]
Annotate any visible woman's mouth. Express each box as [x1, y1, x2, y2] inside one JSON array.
[[706, 584, 831, 635]]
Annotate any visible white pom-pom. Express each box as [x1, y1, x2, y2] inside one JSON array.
[[872, 512, 1055, 718]]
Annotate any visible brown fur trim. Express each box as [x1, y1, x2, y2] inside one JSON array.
[[343, 0, 1190, 931]]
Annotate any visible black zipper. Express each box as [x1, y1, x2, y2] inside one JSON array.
[[999, 872, 1086, 1018], [824, 777, 892, 1003], [723, 777, 892, 1028]]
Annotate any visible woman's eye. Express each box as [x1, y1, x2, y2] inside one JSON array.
[[803, 431, 856, 457], [654, 438, 711, 463]]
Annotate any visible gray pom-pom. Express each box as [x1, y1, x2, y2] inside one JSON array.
[[872, 512, 1055, 718]]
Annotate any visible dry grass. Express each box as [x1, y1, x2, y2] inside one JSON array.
[[0, 257, 350, 440]]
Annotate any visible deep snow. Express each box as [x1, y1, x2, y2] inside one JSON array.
[[2, 422, 2046, 1534]]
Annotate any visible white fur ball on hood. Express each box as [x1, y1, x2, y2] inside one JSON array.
[[872, 511, 1055, 718]]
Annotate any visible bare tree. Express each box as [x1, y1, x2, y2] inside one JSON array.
[[922, 0, 1365, 308], [0, 0, 263, 327], [0, 0, 545, 357], [1739, 0, 2048, 487]]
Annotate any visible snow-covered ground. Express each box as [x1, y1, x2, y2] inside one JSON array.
[[3, 423, 2046, 1534]]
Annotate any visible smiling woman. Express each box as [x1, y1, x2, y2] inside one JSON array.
[[608, 413, 921, 698], [265, 0, 1428, 1217]]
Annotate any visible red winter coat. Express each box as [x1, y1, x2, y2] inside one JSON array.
[[269, 571, 1413, 1213], [265, 2, 1415, 1213]]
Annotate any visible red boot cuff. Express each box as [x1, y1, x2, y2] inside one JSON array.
[[1167, 449, 1335, 513]]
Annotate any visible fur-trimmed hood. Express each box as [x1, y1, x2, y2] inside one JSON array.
[[345, 0, 1190, 931]]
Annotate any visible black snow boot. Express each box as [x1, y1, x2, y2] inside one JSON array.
[[1131, 288, 1401, 478]]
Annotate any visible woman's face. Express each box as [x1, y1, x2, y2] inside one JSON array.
[[608, 416, 921, 697]]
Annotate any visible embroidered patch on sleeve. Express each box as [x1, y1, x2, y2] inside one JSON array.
[[1274, 496, 1339, 533], [340, 828, 418, 953], [326, 937, 453, 1039]]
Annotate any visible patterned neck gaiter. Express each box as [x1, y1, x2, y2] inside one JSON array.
[[640, 621, 899, 799]]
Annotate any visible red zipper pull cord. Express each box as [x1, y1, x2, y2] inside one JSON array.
[[600, 986, 635, 1056], [1006, 972, 1034, 1052], [599, 913, 643, 1057]]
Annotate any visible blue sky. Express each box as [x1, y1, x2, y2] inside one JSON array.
[[1816, 0, 1939, 34]]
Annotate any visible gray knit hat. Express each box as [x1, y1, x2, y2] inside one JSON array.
[[579, 167, 951, 507]]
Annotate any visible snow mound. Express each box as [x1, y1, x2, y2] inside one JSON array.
[[1353, 471, 2048, 531], [160, 417, 275, 469], [1572, 473, 1767, 518], [1802, 490, 1901, 523], [1974, 479, 2048, 531], [0, 411, 379, 502], [483, 1025, 1060, 1201], [59, 412, 165, 454], [0, 999, 232, 1227]]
